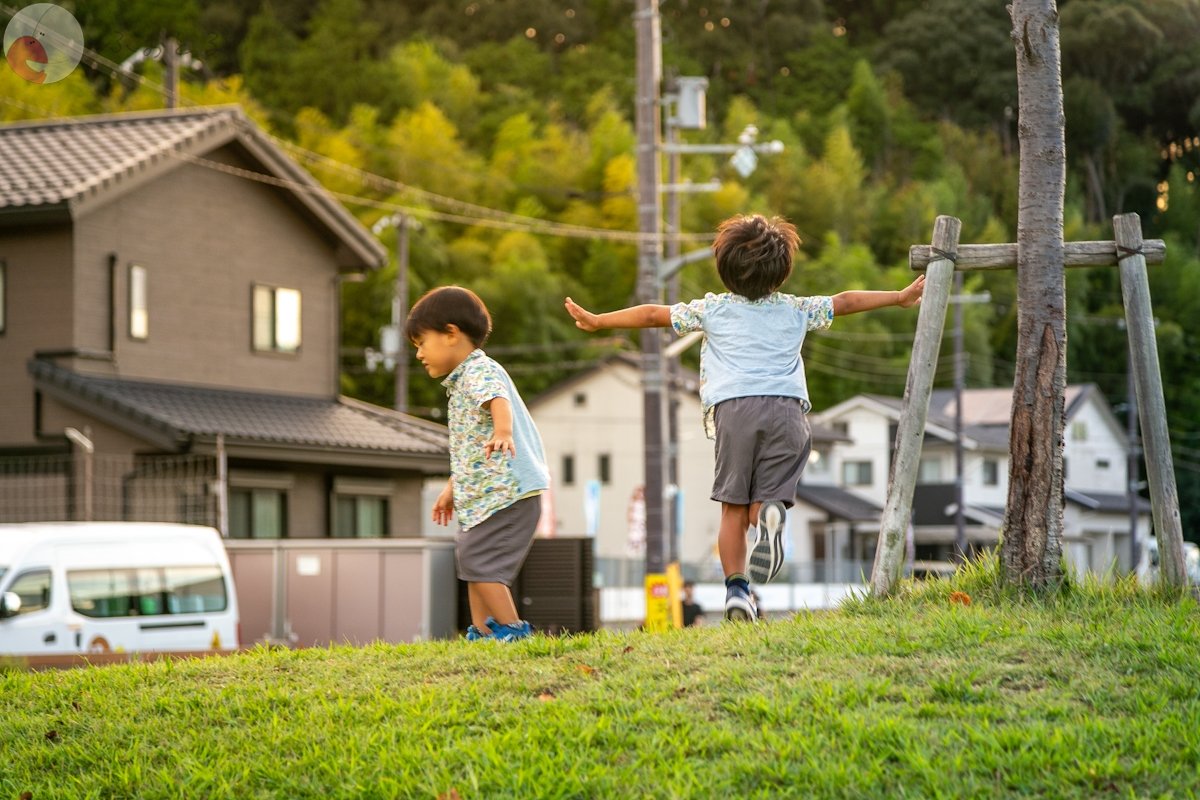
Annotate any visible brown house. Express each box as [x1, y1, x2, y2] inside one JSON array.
[[0, 106, 449, 540]]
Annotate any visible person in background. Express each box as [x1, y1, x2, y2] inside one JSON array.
[[681, 580, 704, 627]]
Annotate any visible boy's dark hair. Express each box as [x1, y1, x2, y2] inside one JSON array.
[[712, 214, 800, 300], [404, 286, 492, 346]]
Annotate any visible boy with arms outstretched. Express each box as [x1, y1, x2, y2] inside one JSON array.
[[565, 214, 924, 622]]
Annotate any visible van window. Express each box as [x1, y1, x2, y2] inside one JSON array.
[[68, 566, 228, 618], [8, 569, 51, 616]]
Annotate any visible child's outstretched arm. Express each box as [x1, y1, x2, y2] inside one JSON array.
[[832, 275, 925, 316], [565, 297, 671, 332]]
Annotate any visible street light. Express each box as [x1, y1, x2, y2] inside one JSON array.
[[371, 214, 422, 413]]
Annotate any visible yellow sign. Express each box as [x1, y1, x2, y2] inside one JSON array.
[[644, 573, 671, 632], [645, 563, 687, 632]]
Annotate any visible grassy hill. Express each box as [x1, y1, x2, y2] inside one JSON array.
[[3, 566, 1198, 799]]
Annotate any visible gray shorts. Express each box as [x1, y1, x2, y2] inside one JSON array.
[[711, 396, 811, 508], [456, 495, 541, 585]]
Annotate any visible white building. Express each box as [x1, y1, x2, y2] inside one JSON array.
[[813, 384, 1151, 578]]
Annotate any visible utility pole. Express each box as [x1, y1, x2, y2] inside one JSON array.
[[634, 0, 666, 574], [950, 283, 990, 560], [393, 215, 409, 413], [164, 37, 178, 109]]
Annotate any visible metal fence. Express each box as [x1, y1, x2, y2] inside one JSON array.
[[594, 556, 874, 588], [0, 453, 217, 525]]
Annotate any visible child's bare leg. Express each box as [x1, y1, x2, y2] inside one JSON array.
[[468, 582, 520, 629], [718, 503, 751, 576], [718, 502, 766, 576]]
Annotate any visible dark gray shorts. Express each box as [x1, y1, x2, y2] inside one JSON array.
[[456, 495, 541, 585], [711, 396, 811, 508]]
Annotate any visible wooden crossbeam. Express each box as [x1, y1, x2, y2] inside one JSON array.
[[909, 239, 1166, 272]]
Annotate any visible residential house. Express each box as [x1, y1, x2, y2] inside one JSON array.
[[813, 385, 1151, 578], [0, 107, 456, 643]]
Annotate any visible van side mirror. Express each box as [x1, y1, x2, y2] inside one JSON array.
[[0, 591, 21, 618]]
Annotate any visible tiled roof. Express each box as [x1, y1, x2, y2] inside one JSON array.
[[1066, 488, 1152, 514], [794, 483, 881, 522], [0, 109, 226, 208], [29, 359, 447, 456], [0, 106, 385, 268]]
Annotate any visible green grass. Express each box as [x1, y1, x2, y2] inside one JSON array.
[[3, 560, 1200, 799]]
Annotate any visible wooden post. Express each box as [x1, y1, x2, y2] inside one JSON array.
[[871, 215, 960, 597], [1114, 213, 1187, 587]]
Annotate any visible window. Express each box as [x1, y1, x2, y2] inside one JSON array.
[[562, 454, 575, 486], [983, 459, 999, 486], [6, 569, 50, 616], [229, 488, 287, 539], [1096, 459, 1111, 470], [832, 421, 849, 437], [598, 453, 611, 485], [573, 392, 587, 407], [68, 566, 228, 617], [333, 496, 389, 538], [1071, 421, 1088, 441], [252, 284, 301, 353], [129, 263, 148, 339], [0, 259, 6, 335], [917, 457, 943, 484], [331, 477, 392, 538], [842, 460, 873, 486]]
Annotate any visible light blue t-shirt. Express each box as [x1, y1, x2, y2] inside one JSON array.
[[670, 292, 834, 438], [441, 349, 550, 529]]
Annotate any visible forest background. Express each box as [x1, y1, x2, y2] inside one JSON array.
[[5, 0, 1200, 540]]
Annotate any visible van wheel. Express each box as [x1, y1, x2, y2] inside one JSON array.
[[87, 636, 111, 654]]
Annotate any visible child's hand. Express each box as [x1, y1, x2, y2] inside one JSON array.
[[485, 434, 516, 459], [564, 297, 601, 332], [897, 275, 925, 308], [432, 484, 454, 526]]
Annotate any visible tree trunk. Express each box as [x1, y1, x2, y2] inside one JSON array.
[[1002, 1, 1067, 589]]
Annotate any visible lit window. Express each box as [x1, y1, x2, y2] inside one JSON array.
[[129, 264, 148, 340], [252, 284, 301, 353], [1071, 421, 1088, 441]]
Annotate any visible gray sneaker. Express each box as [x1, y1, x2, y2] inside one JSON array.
[[747, 500, 787, 584], [724, 584, 758, 623]]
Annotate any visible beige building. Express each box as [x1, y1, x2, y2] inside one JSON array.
[[0, 107, 449, 539]]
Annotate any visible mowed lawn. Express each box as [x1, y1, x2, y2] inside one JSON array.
[[3, 564, 1199, 799]]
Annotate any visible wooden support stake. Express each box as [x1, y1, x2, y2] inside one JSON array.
[[1114, 213, 1186, 587], [871, 215, 960, 597], [910, 239, 1166, 272]]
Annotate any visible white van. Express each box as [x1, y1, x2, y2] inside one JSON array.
[[0, 522, 239, 656]]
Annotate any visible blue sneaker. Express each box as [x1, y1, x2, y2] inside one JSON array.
[[465, 624, 493, 641], [747, 500, 786, 584], [724, 584, 758, 623], [490, 619, 534, 642]]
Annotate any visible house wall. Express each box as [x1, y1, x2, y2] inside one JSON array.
[[72, 144, 338, 396], [0, 224, 75, 445], [823, 407, 892, 506], [530, 362, 719, 568], [1063, 399, 1128, 494]]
